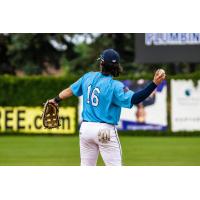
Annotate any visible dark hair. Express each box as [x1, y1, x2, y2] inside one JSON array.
[[101, 61, 123, 77]]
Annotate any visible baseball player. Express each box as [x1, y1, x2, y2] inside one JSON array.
[[49, 48, 166, 166]]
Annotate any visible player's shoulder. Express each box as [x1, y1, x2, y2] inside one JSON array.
[[112, 79, 124, 88], [83, 71, 99, 78], [112, 80, 128, 93]]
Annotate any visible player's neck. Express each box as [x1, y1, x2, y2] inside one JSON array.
[[101, 72, 111, 76]]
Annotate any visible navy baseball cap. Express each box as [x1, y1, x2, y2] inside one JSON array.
[[98, 49, 120, 64]]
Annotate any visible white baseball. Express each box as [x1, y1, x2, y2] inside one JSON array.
[[158, 69, 165, 75]]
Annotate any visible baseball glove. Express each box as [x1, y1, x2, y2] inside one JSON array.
[[42, 100, 60, 129]]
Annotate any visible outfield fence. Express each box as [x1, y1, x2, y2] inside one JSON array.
[[0, 74, 200, 135]]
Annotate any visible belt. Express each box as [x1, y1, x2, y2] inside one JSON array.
[[83, 120, 114, 126]]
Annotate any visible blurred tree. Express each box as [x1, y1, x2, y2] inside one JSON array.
[[0, 34, 15, 75], [68, 33, 136, 74], [0, 33, 78, 75], [0, 33, 198, 76], [8, 34, 62, 73]]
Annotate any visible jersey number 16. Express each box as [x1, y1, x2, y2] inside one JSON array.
[[87, 85, 100, 106]]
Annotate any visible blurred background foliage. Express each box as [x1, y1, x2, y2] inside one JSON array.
[[0, 33, 200, 77]]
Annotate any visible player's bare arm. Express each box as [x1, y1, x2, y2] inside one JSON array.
[[49, 87, 73, 106]]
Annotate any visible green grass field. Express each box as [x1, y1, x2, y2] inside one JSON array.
[[0, 135, 200, 166]]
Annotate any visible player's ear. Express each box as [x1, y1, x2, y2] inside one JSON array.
[[100, 61, 104, 66], [99, 61, 104, 70]]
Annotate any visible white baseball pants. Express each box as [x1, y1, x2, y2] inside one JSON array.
[[79, 122, 122, 166]]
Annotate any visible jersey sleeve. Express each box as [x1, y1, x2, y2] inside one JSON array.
[[70, 76, 84, 96], [113, 81, 134, 108]]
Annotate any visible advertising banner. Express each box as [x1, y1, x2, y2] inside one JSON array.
[[0, 107, 76, 134], [171, 80, 200, 131], [135, 33, 200, 63], [118, 80, 167, 131], [79, 80, 167, 131]]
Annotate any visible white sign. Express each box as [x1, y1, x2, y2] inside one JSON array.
[[118, 80, 167, 131], [171, 80, 200, 131]]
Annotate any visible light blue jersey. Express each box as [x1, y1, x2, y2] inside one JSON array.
[[70, 72, 134, 125]]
